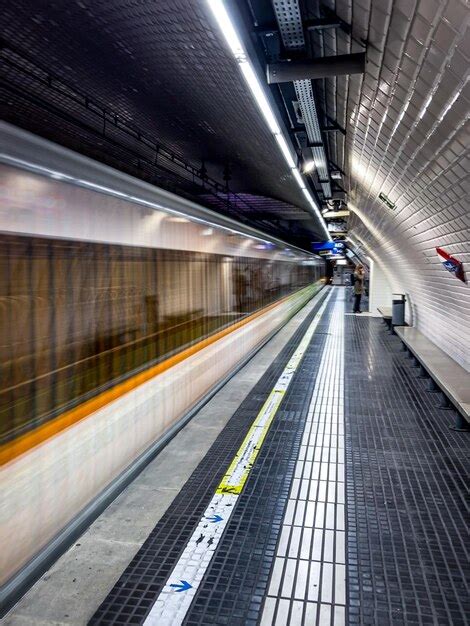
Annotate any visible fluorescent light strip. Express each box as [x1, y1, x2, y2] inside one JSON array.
[[207, 0, 330, 240], [240, 63, 280, 134], [274, 133, 296, 169], [291, 167, 306, 189], [301, 187, 312, 201], [207, 0, 245, 58]]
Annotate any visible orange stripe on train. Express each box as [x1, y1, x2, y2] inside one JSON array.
[[0, 296, 287, 466]]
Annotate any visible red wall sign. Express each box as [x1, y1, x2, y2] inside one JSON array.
[[436, 247, 465, 283]]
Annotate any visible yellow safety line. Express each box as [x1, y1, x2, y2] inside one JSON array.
[[216, 288, 331, 495], [216, 389, 285, 495]]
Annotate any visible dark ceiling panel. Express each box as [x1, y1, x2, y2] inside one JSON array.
[[0, 0, 326, 246]]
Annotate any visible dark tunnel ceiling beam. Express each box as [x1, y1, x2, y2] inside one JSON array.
[[322, 125, 345, 134], [323, 115, 347, 136], [254, 17, 345, 35], [267, 53, 366, 83], [305, 17, 344, 31]]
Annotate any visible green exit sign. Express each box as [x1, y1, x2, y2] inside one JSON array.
[[379, 192, 396, 210]]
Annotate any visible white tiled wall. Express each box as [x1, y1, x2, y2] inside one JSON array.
[[344, 0, 470, 371], [368, 257, 393, 316]]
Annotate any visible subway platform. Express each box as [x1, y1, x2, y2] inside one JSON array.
[[4, 287, 469, 626]]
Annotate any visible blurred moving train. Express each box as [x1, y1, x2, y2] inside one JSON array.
[[0, 122, 325, 606]]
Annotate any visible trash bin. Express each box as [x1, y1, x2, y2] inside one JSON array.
[[392, 293, 406, 326]]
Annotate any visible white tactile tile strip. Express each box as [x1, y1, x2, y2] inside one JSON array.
[[260, 291, 346, 626], [142, 290, 335, 626]]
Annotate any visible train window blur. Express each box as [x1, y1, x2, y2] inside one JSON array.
[[0, 234, 323, 442]]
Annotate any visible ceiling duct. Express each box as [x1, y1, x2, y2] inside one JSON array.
[[267, 53, 366, 82], [271, 0, 332, 199]]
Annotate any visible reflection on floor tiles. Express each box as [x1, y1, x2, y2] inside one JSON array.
[[261, 294, 346, 625], [345, 311, 470, 626]]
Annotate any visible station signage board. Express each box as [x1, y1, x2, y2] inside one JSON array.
[[436, 247, 465, 282], [312, 241, 345, 256], [378, 192, 396, 210], [322, 209, 350, 219]]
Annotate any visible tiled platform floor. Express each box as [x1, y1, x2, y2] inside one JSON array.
[[90, 288, 469, 625], [259, 290, 347, 625], [345, 311, 469, 625]]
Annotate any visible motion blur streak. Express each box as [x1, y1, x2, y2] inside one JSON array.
[[0, 235, 320, 453], [0, 125, 325, 588]]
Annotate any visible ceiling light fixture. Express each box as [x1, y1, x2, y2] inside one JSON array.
[[207, 0, 330, 240], [301, 187, 313, 202], [292, 167, 305, 189], [303, 160, 315, 173], [274, 132, 296, 169]]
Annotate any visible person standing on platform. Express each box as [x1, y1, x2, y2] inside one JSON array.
[[353, 264, 365, 313]]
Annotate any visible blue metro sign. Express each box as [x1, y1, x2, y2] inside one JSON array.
[[312, 241, 345, 255]]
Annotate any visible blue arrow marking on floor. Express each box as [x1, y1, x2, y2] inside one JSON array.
[[206, 514, 223, 523], [170, 580, 192, 592]]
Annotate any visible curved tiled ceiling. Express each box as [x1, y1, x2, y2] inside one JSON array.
[[342, 0, 469, 370]]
